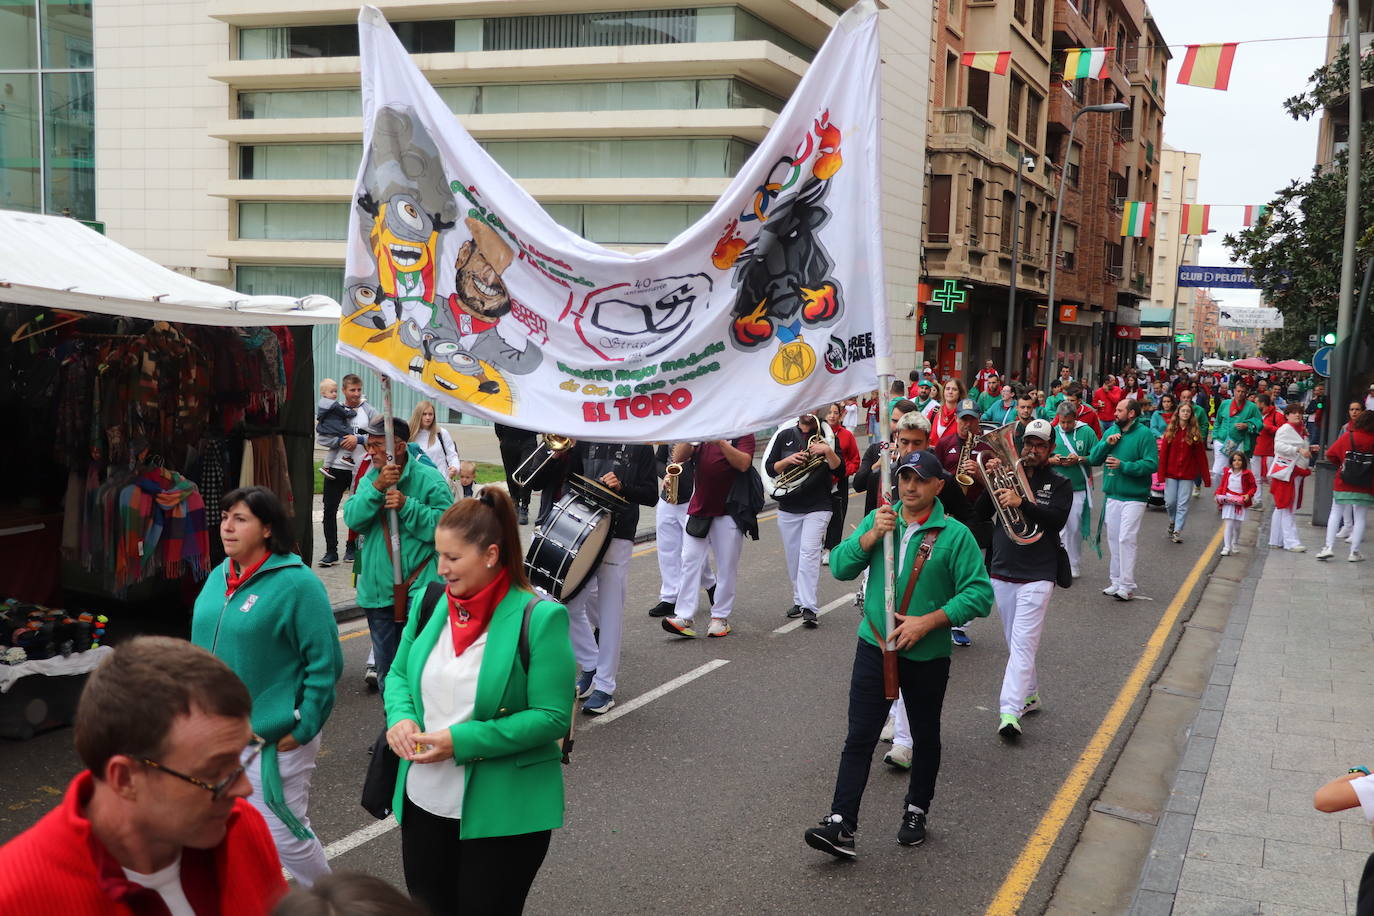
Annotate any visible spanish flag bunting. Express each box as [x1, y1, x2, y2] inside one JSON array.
[[1180, 204, 1210, 235], [1243, 205, 1270, 226], [1120, 201, 1152, 237], [1177, 43, 1239, 91], [1062, 47, 1113, 81], [961, 50, 1012, 75]]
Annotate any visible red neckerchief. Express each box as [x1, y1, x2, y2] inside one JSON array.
[[447, 567, 510, 656], [225, 552, 270, 597], [1229, 396, 1245, 417], [939, 404, 956, 427], [906, 506, 935, 527], [446, 295, 498, 335]]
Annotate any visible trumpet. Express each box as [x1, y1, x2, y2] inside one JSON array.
[[971, 422, 1042, 545], [955, 433, 976, 490], [512, 433, 573, 488], [663, 462, 683, 504]]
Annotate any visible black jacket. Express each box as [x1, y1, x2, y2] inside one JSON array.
[[654, 444, 698, 505], [975, 464, 1072, 583], [766, 425, 834, 514], [852, 441, 987, 547], [531, 441, 657, 540]]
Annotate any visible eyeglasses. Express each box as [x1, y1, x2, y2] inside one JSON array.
[[137, 736, 265, 801]]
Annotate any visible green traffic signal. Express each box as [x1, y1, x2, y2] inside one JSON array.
[[1322, 332, 1336, 345]]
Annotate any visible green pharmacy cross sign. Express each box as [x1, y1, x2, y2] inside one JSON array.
[[932, 279, 966, 313]]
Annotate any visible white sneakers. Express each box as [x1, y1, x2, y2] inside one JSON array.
[[1102, 584, 1120, 596], [707, 618, 731, 637], [1316, 545, 1335, 560], [1220, 547, 1232, 557], [1352, 551, 1366, 563], [1287, 545, 1308, 553], [879, 715, 895, 743]]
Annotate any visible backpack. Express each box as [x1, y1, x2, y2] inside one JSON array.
[[1339, 434, 1374, 489]]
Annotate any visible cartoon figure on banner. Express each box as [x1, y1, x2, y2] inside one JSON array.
[[356, 191, 453, 337], [713, 112, 846, 387], [567, 273, 714, 361]]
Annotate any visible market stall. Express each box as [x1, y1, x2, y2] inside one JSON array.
[[0, 210, 340, 735]]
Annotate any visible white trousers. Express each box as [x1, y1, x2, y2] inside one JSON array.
[[1327, 503, 1369, 554], [1222, 518, 1243, 552], [244, 734, 329, 887], [992, 579, 1054, 716], [1060, 489, 1088, 575], [1269, 506, 1303, 549], [1249, 455, 1266, 505], [777, 508, 830, 612], [891, 694, 911, 749], [677, 514, 745, 621], [654, 498, 715, 603], [566, 537, 633, 695], [1211, 441, 1229, 479], [1104, 499, 1146, 593]]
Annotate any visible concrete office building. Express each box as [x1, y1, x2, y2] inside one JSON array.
[[1143, 144, 1201, 365], [81, 0, 930, 403]]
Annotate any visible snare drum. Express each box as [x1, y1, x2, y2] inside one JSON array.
[[524, 475, 627, 602]]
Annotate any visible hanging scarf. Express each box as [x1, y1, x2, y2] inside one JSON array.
[[447, 568, 510, 656], [1229, 396, 1244, 417], [225, 551, 270, 597]]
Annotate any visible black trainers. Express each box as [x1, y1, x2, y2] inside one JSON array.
[[343, 544, 356, 563], [786, 604, 803, 619], [648, 600, 675, 618], [804, 814, 856, 860], [897, 807, 927, 847], [801, 607, 819, 628], [318, 551, 338, 568]]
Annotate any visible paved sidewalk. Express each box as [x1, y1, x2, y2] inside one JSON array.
[[1133, 503, 1374, 915]]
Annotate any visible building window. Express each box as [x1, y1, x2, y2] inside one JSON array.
[[1066, 143, 1081, 187], [1060, 223, 1077, 271], [928, 174, 953, 243], [240, 144, 363, 180], [1031, 0, 1046, 42], [1161, 170, 1172, 197], [1000, 190, 1016, 253], [967, 67, 990, 118], [944, 52, 959, 107], [1014, 0, 1027, 24], [1007, 74, 1025, 140], [238, 202, 351, 240], [238, 79, 783, 119], [0, 0, 94, 219], [1024, 90, 1042, 151], [1023, 202, 1038, 255], [239, 8, 815, 62], [969, 178, 984, 247]]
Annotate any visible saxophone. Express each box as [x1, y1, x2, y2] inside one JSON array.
[[955, 433, 975, 490], [663, 461, 682, 504]]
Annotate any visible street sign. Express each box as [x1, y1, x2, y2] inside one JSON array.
[[1174, 333, 1195, 344], [1313, 345, 1333, 377], [1176, 266, 1256, 289]]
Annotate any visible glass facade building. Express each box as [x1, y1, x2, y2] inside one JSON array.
[[0, 0, 94, 219]]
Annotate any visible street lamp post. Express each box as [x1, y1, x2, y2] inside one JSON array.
[[1042, 101, 1130, 393], [1168, 226, 1215, 370], [1006, 154, 1035, 384]]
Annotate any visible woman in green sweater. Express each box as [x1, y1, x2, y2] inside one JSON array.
[[385, 487, 575, 915], [191, 486, 343, 887]]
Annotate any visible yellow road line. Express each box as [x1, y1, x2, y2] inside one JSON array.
[[983, 521, 1225, 916]]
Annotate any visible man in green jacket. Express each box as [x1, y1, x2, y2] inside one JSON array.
[[804, 449, 992, 860], [1212, 381, 1262, 480], [1089, 399, 1158, 602], [343, 417, 453, 696]]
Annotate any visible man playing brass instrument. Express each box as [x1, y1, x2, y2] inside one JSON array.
[[766, 413, 841, 628], [934, 398, 992, 647], [649, 444, 716, 620], [972, 419, 1072, 739]]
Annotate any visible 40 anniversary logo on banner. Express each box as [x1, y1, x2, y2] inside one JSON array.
[[341, 1, 888, 441]]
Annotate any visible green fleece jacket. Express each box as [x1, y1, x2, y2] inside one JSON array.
[[385, 584, 575, 839], [1088, 419, 1159, 502], [1215, 398, 1263, 456], [343, 457, 453, 608], [192, 552, 343, 838], [831, 501, 993, 661]]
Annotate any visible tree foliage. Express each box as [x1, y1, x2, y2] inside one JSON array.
[[1224, 44, 1374, 363]]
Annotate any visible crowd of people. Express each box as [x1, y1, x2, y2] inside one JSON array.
[[2, 358, 1370, 914]]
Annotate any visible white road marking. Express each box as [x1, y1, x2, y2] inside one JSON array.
[[771, 592, 857, 635], [586, 659, 730, 727], [324, 817, 398, 861]]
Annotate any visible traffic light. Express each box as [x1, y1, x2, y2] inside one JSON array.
[[1322, 331, 1336, 345]]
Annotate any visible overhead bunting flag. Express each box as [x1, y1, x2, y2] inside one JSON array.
[[1243, 205, 1270, 226], [1180, 204, 1211, 235], [1177, 43, 1239, 91], [1061, 47, 1114, 81], [339, 2, 889, 441], [962, 50, 1012, 75], [1120, 202, 1152, 237]]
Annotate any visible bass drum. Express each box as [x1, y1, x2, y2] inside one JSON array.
[[524, 476, 624, 602]]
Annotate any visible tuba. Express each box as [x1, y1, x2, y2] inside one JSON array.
[[972, 422, 1042, 545], [512, 434, 573, 488]]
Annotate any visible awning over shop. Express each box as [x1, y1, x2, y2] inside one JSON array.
[[0, 210, 340, 326]]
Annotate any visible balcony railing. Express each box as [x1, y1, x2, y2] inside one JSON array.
[[933, 107, 992, 147]]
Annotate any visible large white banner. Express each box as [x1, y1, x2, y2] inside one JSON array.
[[1218, 307, 1285, 329], [340, 2, 888, 441]]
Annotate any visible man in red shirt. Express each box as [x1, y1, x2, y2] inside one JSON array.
[[0, 637, 287, 915], [1054, 383, 1103, 437], [974, 360, 1000, 395], [1092, 374, 1124, 426], [662, 436, 758, 638]]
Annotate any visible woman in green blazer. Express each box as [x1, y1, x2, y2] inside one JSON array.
[[384, 487, 574, 915]]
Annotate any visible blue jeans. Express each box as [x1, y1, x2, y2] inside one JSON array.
[[1164, 478, 1195, 533], [363, 606, 403, 699]]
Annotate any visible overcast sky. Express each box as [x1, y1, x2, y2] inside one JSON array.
[[1147, 0, 1331, 309]]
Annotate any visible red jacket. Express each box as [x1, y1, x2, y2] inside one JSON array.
[[1328, 428, 1374, 495], [1215, 467, 1257, 507], [1092, 385, 1123, 423], [1255, 406, 1282, 458], [0, 772, 287, 916], [833, 425, 861, 477], [1053, 403, 1103, 437], [1159, 431, 1213, 486]]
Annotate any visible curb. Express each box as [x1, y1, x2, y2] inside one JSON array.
[[1126, 515, 1270, 914]]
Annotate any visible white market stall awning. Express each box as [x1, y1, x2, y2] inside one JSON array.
[[0, 210, 340, 326]]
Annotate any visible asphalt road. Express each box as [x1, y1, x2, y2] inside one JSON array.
[[0, 493, 1216, 915]]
